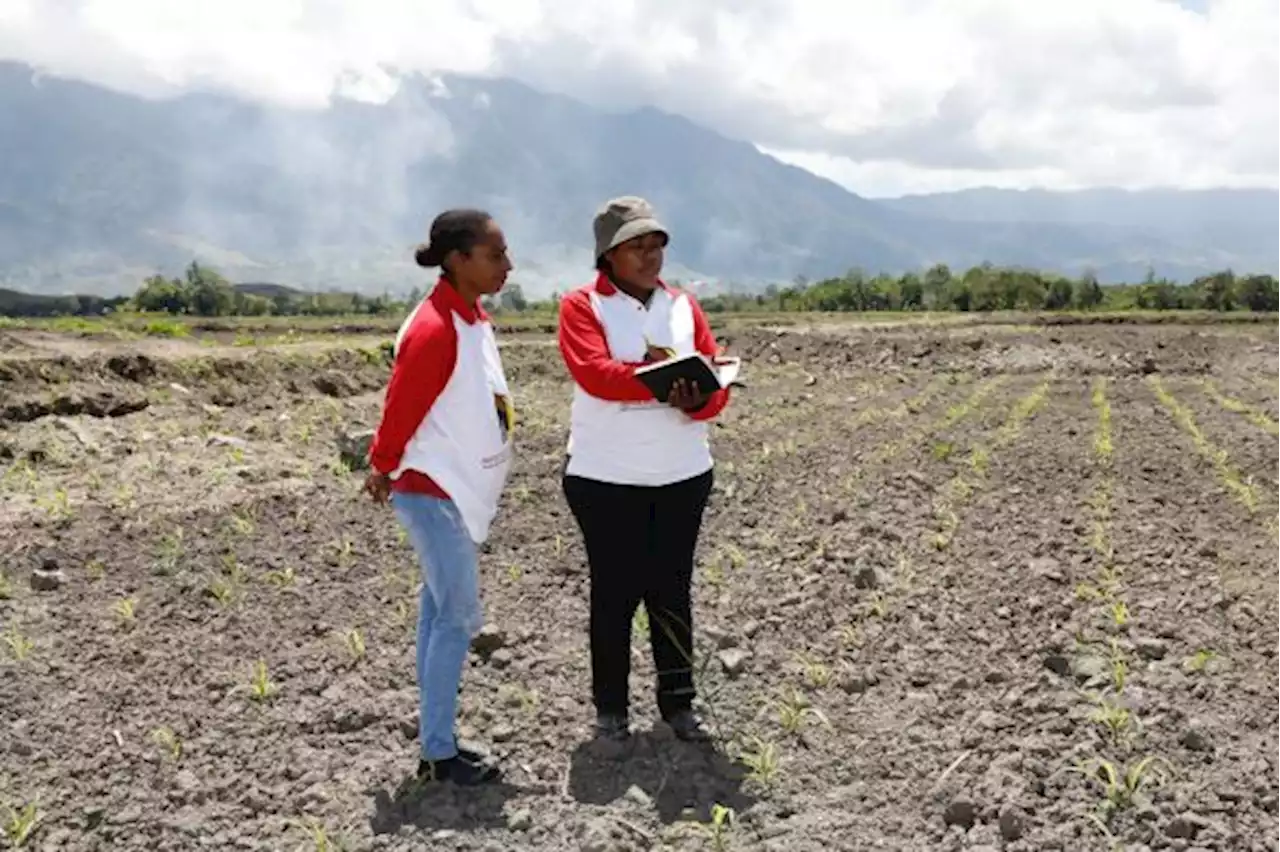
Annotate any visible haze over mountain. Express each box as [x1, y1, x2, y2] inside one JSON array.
[[0, 60, 1275, 298]]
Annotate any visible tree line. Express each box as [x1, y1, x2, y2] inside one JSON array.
[[104, 262, 533, 317], [693, 265, 1280, 314], [1, 260, 1276, 319]]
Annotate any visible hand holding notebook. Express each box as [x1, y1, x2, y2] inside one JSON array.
[[634, 352, 743, 403]]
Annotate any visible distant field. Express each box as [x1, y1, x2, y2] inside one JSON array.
[[1, 308, 1276, 345], [0, 315, 1277, 850]]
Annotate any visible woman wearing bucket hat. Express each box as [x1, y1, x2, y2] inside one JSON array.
[[557, 196, 732, 743], [364, 208, 515, 785]]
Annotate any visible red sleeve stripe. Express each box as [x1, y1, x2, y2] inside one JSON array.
[[684, 292, 730, 421], [369, 297, 459, 476]]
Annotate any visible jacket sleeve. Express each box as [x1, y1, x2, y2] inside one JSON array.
[[557, 290, 655, 402], [685, 294, 731, 422], [369, 314, 457, 475]]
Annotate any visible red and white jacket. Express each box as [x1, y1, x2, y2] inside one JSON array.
[[369, 279, 514, 543], [558, 273, 730, 486]]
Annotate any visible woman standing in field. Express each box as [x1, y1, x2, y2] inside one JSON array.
[[557, 196, 732, 743], [363, 209, 516, 785]]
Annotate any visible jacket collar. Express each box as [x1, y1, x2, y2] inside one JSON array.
[[429, 276, 488, 324], [593, 271, 668, 298]]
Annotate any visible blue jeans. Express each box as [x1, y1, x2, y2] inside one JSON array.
[[391, 492, 483, 761]]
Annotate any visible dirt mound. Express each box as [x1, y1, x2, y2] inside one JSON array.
[[2, 391, 149, 425]]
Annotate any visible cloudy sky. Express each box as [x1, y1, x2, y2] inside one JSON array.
[[0, 0, 1275, 197]]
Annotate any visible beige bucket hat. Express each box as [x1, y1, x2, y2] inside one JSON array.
[[593, 196, 669, 259]]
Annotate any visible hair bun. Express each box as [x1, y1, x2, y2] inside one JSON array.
[[414, 243, 441, 268]]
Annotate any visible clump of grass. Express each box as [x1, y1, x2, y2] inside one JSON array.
[[206, 575, 238, 608], [113, 596, 137, 629], [968, 446, 990, 476], [2, 625, 34, 661], [1109, 638, 1129, 692], [294, 817, 348, 852], [774, 686, 829, 735], [1183, 648, 1219, 673], [343, 628, 366, 662], [150, 726, 183, 761], [247, 660, 278, 703], [632, 605, 650, 640], [264, 565, 296, 587], [153, 529, 185, 576], [0, 570, 12, 600], [680, 803, 736, 852], [327, 536, 355, 568], [795, 653, 832, 689], [2, 800, 39, 848], [1088, 696, 1135, 745], [1078, 755, 1172, 823], [736, 736, 782, 788]]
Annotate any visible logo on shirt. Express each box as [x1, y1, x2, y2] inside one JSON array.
[[494, 393, 515, 441]]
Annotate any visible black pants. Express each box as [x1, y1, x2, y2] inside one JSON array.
[[563, 467, 714, 720]]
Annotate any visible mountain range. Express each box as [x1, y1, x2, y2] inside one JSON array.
[[0, 60, 1275, 297]]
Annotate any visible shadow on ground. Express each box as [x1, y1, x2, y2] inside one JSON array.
[[567, 729, 759, 824], [368, 772, 525, 836]]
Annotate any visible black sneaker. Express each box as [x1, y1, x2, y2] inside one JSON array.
[[594, 713, 631, 742], [665, 709, 712, 743], [417, 754, 500, 786]]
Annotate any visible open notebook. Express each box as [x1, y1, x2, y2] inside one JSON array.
[[634, 354, 743, 403]]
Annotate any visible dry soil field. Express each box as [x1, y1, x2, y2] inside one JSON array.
[[1, 316, 1277, 852]]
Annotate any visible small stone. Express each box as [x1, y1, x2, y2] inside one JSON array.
[[206, 433, 248, 449], [852, 563, 882, 590], [471, 625, 507, 657], [944, 797, 978, 829], [30, 566, 66, 591], [490, 724, 516, 743], [1136, 638, 1169, 661], [977, 710, 1005, 731], [998, 804, 1027, 841], [506, 809, 533, 832], [1166, 812, 1207, 839], [718, 649, 750, 678], [1043, 653, 1071, 676], [1071, 655, 1110, 684], [489, 649, 514, 670], [1028, 557, 1066, 583], [838, 673, 870, 694], [624, 784, 653, 808], [741, 620, 761, 639], [1181, 723, 1213, 752]]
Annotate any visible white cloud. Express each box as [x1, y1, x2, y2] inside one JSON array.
[[0, 0, 1275, 195]]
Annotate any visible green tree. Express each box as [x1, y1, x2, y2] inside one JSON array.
[[1074, 270, 1104, 310]]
